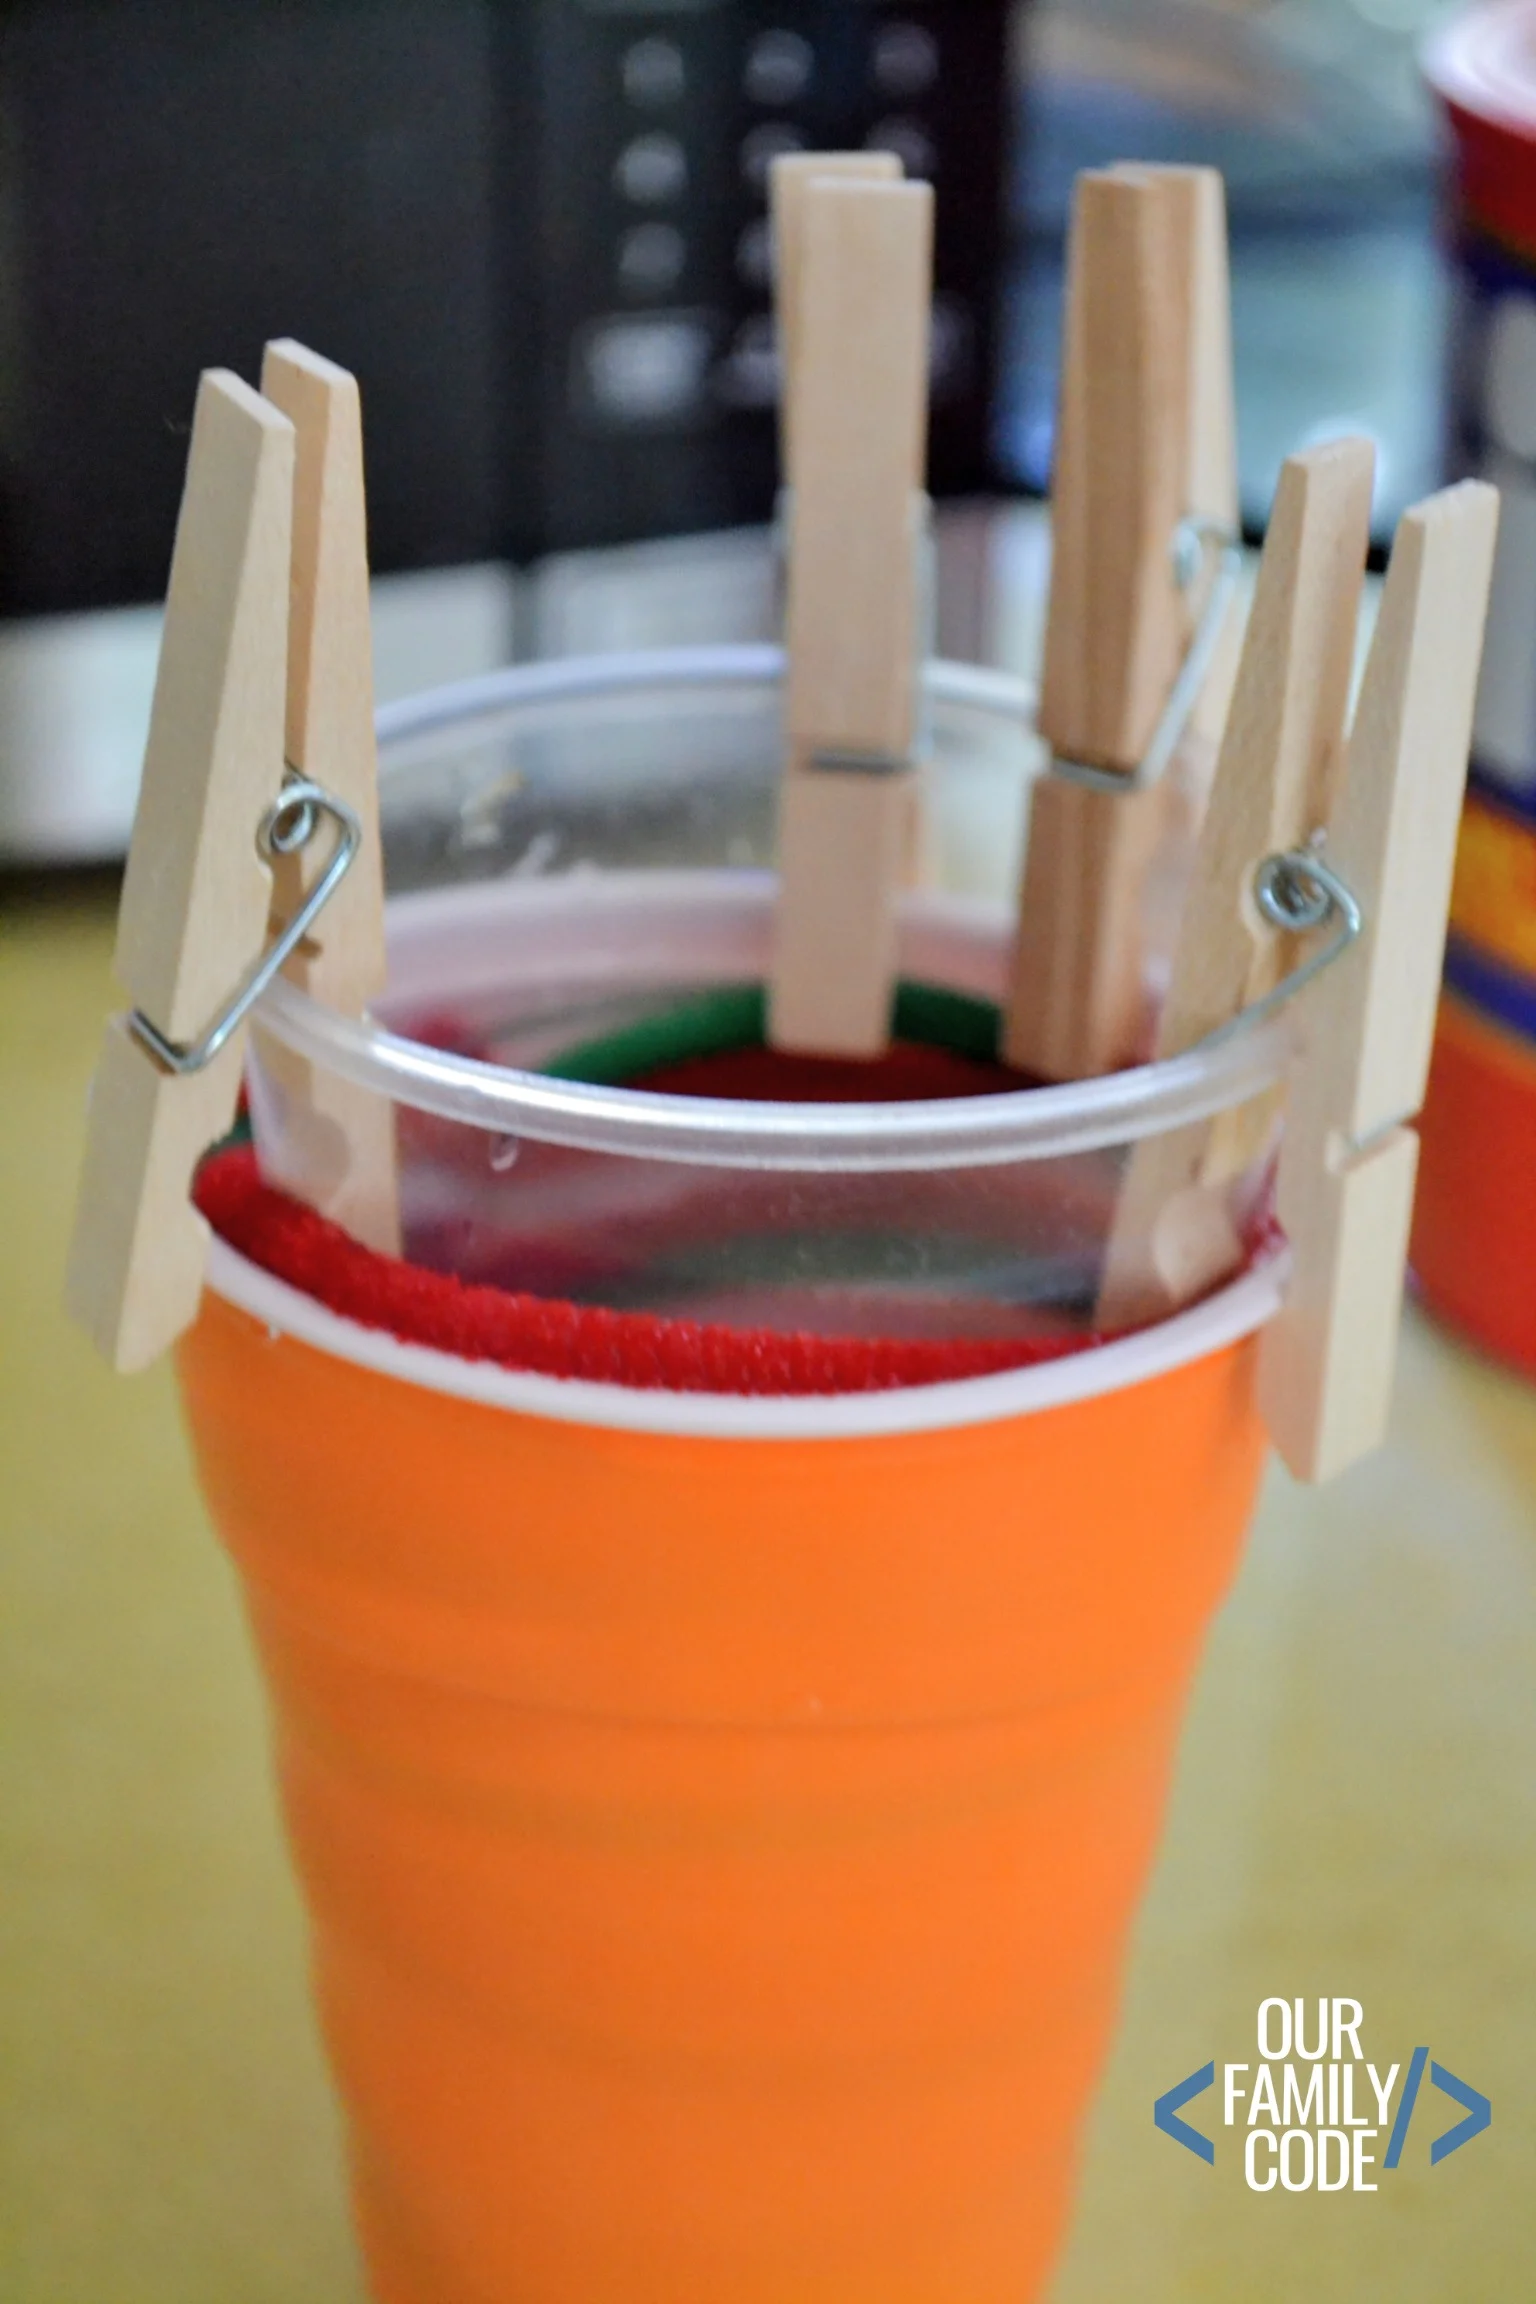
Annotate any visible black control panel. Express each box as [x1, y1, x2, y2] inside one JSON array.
[[518, 0, 1012, 555], [0, 0, 1014, 615]]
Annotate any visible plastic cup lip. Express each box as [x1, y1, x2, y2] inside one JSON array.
[[205, 1231, 1288, 1439], [1424, 1, 1536, 142], [251, 648, 1289, 1175], [370, 643, 1040, 753]]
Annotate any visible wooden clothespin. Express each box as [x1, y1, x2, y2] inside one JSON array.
[[252, 340, 398, 1255], [66, 343, 395, 1371], [769, 150, 901, 487], [65, 373, 294, 1371], [1097, 436, 1375, 1329], [1005, 164, 1238, 1080], [768, 155, 934, 1056], [1258, 480, 1498, 1481]]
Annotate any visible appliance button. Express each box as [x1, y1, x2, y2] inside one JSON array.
[[866, 117, 936, 180], [618, 222, 687, 296], [744, 30, 814, 106], [614, 133, 689, 205], [872, 23, 939, 100], [929, 294, 974, 399], [735, 217, 773, 292], [715, 314, 781, 410], [741, 122, 804, 190], [580, 314, 715, 425], [622, 36, 686, 107]]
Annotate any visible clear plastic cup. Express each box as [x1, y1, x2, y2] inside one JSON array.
[[244, 646, 1285, 1353]]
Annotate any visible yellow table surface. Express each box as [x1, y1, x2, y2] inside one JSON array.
[[4, 879, 1534, 2302]]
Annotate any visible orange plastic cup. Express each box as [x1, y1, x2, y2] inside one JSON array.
[[178, 1236, 1278, 2304]]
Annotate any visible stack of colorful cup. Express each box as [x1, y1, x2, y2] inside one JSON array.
[[1419, 2, 1536, 1376]]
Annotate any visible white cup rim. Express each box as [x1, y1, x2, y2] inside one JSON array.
[[205, 1232, 1287, 1442]]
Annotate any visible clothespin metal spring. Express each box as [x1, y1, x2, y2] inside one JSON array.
[[127, 772, 359, 1078], [1046, 517, 1243, 796], [1189, 842, 1363, 1057]]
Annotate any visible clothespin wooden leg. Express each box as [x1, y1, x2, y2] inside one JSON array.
[[251, 340, 399, 1255], [1005, 165, 1236, 1080], [1259, 479, 1499, 1481], [1141, 165, 1237, 604], [1133, 163, 1241, 762], [768, 150, 901, 486], [65, 375, 294, 1370], [768, 159, 933, 1057], [1097, 436, 1375, 1329]]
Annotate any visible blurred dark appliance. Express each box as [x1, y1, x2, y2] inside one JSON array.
[[0, 0, 1013, 618]]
